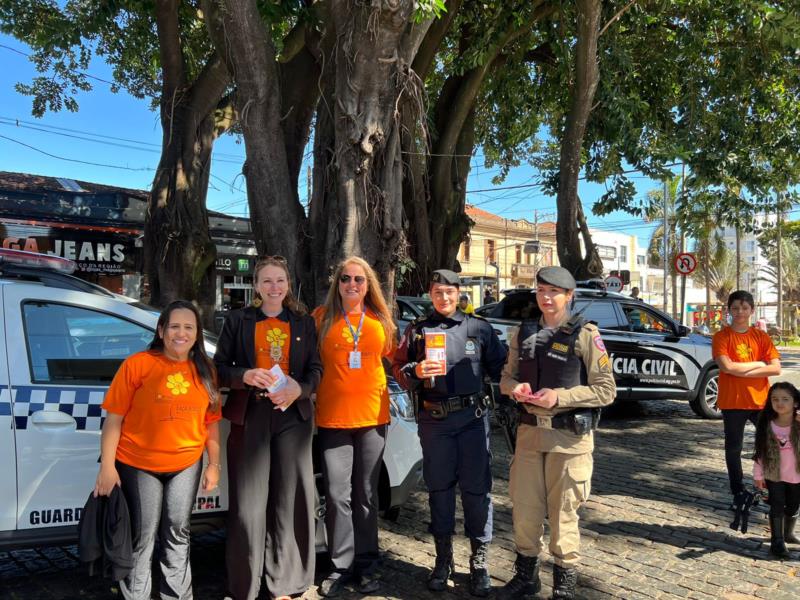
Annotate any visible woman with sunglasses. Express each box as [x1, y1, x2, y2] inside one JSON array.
[[215, 256, 322, 600], [313, 256, 397, 597]]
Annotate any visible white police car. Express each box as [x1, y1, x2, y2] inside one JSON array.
[[481, 287, 720, 419], [0, 249, 422, 549]]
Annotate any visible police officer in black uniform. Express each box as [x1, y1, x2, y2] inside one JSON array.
[[392, 269, 507, 597]]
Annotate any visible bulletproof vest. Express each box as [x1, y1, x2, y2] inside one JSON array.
[[517, 316, 587, 391]]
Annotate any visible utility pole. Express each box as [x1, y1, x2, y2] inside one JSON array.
[[307, 165, 312, 206], [777, 193, 783, 330], [663, 179, 668, 313], [679, 163, 687, 324]]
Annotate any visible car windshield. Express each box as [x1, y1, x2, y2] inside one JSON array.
[[408, 298, 433, 314]]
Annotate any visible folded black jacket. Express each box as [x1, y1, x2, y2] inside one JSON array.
[[78, 486, 134, 581]]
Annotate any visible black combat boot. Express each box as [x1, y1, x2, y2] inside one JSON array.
[[784, 512, 800, 544], [468, 539, 491, 597], [500, 553, 541, 599], [428, 536, 454, 592], [770, 515, 791, 559], [551, 564, 578, 599]]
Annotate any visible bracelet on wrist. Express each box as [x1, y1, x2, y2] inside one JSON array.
[[207, 462, 222, 469]]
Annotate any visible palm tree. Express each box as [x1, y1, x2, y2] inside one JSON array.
[[645, 175, 682, 317], [690, 237, 747, 305], [676, 190, 728, 325], [757, 237, 800, 332]]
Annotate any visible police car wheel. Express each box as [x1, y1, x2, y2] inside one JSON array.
[[689, 369, 721, 419]]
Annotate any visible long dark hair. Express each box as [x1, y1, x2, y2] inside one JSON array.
[[753, 381, 800, 463], [252, 256, 307, 315], [149, 300, 220, 410]]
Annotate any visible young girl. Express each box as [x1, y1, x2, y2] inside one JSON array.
[[753, 382, 800, 559]]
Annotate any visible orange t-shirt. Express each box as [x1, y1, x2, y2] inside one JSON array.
[[712, 326, 781, 410], [255, 317, 291, 375], [314, 307, 394, 428], [102, 351, 222, 472]]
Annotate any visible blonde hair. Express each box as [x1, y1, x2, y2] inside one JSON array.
[[252, 256, 307, 316], [318, 256, 396, 354]]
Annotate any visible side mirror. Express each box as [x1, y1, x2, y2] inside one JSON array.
[[677, 324, 691, 337]]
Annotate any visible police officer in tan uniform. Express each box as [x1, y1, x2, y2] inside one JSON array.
[[500, 267, 615, 599]]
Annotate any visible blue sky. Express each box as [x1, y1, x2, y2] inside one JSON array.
[[0, 33, 665, 246]]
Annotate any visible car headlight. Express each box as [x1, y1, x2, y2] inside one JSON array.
[[389, 390, 415, 421]]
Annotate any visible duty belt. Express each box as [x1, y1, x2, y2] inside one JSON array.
[[518, 408, 601, 435], [422, 394, 485, 419]]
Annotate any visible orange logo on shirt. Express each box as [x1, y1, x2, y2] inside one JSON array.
[[341, 326, 355, 344], [166, 372, 190, 395], [735, 343, 754, 361]]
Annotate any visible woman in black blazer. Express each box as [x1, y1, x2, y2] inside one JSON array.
[[214, 256, 322, 600]]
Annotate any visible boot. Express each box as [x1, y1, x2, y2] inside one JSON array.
[[784, 512, 800, 544], [551, 564, 578, 599], [769, 515, 791, 559], [468, 539, 491, 597], [500, 553, 541, 599], [428, 536, 454, 592]]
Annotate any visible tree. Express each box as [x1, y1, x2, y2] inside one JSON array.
[[0, 0, 234, 325], [690, 236, 744, 306]]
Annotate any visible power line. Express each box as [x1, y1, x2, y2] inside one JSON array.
[[0, 133, 154, 172]]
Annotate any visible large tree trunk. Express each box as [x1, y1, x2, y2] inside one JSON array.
[[144, 1, 231, 328], [308, 0, 431, 301], [401, 1, 553, 293], [210, 0, 315, 297], [556, 0, 602, 278]]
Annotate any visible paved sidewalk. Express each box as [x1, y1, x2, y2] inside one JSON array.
[[2, 399, 799, 599]]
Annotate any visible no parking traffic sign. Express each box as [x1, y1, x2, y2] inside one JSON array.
[[674, 252, 698, 275], [604, 275, 623, 292]]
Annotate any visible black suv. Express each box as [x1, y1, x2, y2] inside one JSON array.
[[479, 288, 720, 418]]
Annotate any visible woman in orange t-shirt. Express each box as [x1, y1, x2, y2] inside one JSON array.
[[314, 256, 396, 597], [95, 300, 221, 600]]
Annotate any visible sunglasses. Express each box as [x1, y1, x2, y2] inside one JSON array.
[[339, 274, 366, 284]]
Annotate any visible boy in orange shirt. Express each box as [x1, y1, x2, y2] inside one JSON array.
[[712, 290, 781, 507]]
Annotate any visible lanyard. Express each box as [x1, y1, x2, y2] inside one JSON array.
[[342, 309, 366, 351]]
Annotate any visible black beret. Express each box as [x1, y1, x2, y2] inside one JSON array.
[[536, 266, 576, 290], [431, 269, 460, 286]]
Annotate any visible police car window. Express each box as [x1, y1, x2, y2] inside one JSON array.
[[22, 302, 152, 384], [622, 305, 672, 334], [397, 301, 417, 321], [498, 292, 538, 320], [572, 300, 623, 329]]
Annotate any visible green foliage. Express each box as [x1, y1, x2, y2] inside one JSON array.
[[413, 0, 447, 24]]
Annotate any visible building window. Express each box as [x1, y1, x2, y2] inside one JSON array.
[[486, 239, 496, 263], [597, 245, 616, 260], [619, 245, 627, 262], [462, 239, 471, 262], [636, 254, 646, 266], [515, 245, 522, 264]]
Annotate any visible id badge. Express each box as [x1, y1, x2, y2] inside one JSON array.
[[349, 351, 362, 369]]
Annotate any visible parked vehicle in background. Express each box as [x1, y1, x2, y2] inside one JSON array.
[[0, 249, 422, 550], [395, 295, 433, 336], [481, 287, 720, 418]]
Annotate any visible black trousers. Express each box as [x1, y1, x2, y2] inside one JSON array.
[[722, 409, 760, 495], [318, 424, 387, 575], [765, 480, 800, 518], [225, 400, 315, 600]]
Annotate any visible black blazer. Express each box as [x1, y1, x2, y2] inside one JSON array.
[[214, 306, 323, 425]]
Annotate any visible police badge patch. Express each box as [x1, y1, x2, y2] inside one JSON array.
[[593, 336, 606, 352], [465, 339, 477, 355]]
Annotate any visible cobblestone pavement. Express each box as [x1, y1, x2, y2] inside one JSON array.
[[3, 399, 800, 599]]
